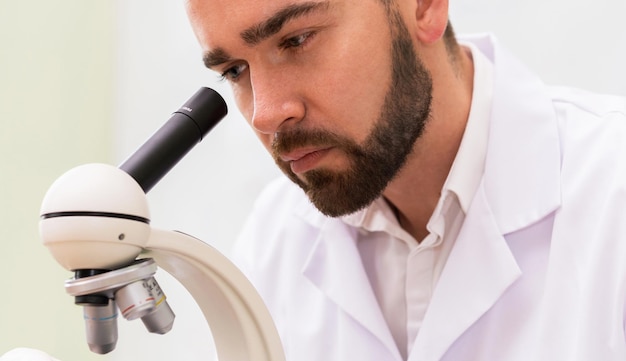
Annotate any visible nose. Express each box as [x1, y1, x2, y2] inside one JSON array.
[[249, 68, 305, 135]]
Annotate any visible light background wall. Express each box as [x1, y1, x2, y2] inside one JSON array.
[[1, 0, 625, 360], [0, 1, 115, 360]]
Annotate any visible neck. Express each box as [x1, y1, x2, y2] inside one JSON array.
[[383, 45, 474, 242]]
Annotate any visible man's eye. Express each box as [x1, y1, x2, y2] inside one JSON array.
[[220, 63, 248, 82], [280, 31, 316, 50]]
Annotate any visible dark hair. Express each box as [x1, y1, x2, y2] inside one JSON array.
[[443, 21, 457, 50], [379, 1, 459, 59], [443, 20, 460, 63]]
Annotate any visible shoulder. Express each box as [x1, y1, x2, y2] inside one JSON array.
[[550, 88, 626, 201], [231, 176, 326, 279], [246, 176, 328, 233], [251, 176, 309, 217], [549, 86, 625, 121], [549, 87, 626, 154]]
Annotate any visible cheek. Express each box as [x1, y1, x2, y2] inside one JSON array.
[[316, 41, 392, 142]]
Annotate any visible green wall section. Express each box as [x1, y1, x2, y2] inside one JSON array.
[[0, 1, 115, 359]]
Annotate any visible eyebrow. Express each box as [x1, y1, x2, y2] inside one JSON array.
[[203, 1, 330, 69], [203, 47, 232, 68], [241, 1, 330, 46]]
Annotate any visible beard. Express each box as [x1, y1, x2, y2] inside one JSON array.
[[271, 12, 433, 217]]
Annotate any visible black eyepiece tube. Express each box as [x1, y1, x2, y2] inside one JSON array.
[[119, 87, 227, 193]]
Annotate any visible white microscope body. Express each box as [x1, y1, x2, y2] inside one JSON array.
[[38, 88, 285, 361]]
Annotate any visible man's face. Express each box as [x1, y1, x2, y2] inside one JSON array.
[[187, 0, 432, 216]]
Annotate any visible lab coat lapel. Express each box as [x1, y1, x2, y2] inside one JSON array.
[[410, 184, 522, 361], [408, 35, 562, 361], [302, 219, 402, 360]]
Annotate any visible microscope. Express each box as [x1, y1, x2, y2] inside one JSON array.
[[38, 88, 285, 361]]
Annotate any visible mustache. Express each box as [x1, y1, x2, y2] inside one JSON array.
[[271, 128, 347, 156]]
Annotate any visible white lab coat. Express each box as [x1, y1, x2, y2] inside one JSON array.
[[232, 34, 626, 361]]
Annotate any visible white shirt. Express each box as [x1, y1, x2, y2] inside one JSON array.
[[341, 42, 494, 360]]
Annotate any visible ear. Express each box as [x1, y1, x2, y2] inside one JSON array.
[[414, 0, 449, 44]]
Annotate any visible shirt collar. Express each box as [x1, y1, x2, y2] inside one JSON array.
[[444, 41, 493, 213]]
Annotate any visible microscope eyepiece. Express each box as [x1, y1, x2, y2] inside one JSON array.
[[119, 87, 227, 193]]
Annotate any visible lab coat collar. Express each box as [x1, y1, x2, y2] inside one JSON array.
[[409, 184, 522, 361], [467, 33, 562, 234], [302, 219, 403, 360], [291, 184, 402, 358], [298, 185, 525, 361]]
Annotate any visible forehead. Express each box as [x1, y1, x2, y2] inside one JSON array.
[[186, 0, 333, 49]]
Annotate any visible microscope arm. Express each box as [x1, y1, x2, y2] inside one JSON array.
[[142, 228, 285, 361]]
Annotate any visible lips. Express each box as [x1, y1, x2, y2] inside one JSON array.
[[279, 147, 332, 174]]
